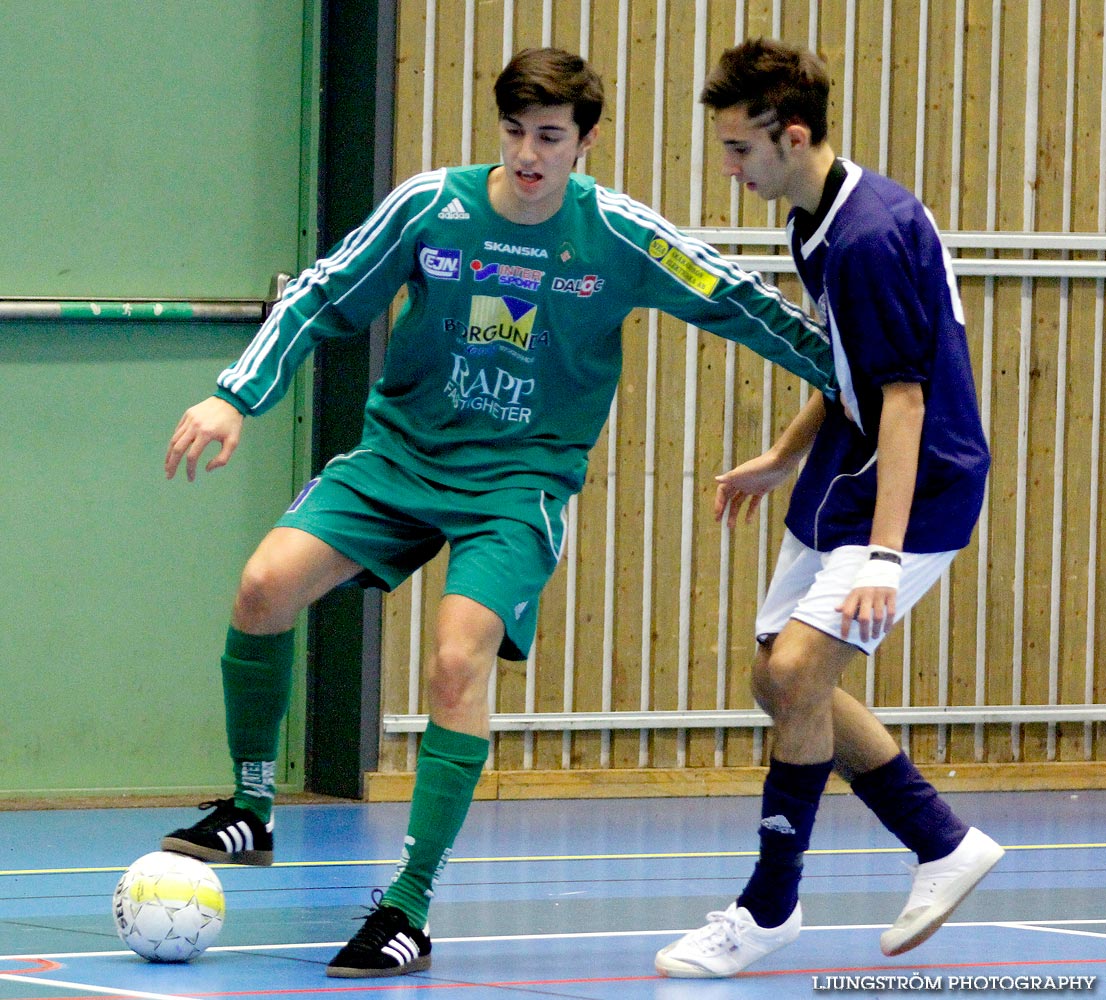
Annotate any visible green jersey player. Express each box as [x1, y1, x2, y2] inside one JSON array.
[[162, 47, 835, 979]]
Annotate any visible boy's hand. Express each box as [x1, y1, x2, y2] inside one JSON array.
[[166, 396, 244, 481], [836, 546, 903, 642], [714, 452, 794, 529]]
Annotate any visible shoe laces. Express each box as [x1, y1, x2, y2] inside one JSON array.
[[690, 907, 751, 952], [347, 889, 412, 948], [190, 797, 240, 830], [900, 859, 942, 908]]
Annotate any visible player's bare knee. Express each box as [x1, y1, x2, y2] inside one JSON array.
[[749, 640, 778, 713], [426, 646, 488, 714], [750, 658, 779, 716], [232, 559, 294, 633], [757, 645, 825, 722]]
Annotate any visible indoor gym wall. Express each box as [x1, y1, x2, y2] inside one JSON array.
[[370, 0, 1106, 798]]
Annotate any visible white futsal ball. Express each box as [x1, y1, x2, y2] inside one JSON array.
[[113, 851, 225, 962]]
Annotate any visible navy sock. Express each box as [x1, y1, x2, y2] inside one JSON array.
[[738, 757, 832, 928], [850, 751, 968, 863]]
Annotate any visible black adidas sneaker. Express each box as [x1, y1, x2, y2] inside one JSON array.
[[161, 797, 274, 866], [326, 896, 432, 978]]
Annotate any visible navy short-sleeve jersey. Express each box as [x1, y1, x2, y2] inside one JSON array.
[[784, 160, 990, 552]]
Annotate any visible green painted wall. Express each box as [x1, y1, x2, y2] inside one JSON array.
[[0, 322, 303, 795], [0, 2, 315, 796], [1, 1, 307, 299]]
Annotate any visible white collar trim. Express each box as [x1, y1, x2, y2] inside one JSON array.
[[798, 159, 864, 259]]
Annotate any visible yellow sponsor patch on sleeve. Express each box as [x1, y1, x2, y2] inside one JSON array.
[[648, 237, 720, 296]]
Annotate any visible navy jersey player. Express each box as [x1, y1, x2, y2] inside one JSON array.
[[656, 38, 1003, 979], [162, 47, 836, 980]]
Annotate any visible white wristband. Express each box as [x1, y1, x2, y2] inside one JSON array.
[[851, 545, 903, 591]]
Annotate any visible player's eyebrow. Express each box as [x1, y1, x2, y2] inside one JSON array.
[[502, 115, 569, 135]]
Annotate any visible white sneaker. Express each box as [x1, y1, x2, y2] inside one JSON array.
[[654, 902, 801, 978], [880, 826, 1004, 956]]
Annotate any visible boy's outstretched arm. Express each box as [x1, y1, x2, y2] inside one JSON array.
[[715, 393, 826, 529]]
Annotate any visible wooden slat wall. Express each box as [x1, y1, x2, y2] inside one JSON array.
[[374, 0, 1106, 787]]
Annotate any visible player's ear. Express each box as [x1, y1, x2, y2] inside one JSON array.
[[577, 125, 598, 157], [782, 121, 812, 153]]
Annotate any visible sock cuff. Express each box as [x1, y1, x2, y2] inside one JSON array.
[[766, 757, 834, 802], [422, 721, 490, 765], [222, 627, 295, 763], [850, 751, 917, 802], [225, 626, 295, 667]]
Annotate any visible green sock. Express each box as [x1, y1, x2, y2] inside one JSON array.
[[221, 626, 294, 822], [233, 760, 277, 821], [382, 721, 489, 927]]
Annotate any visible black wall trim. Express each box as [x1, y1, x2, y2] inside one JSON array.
[[304, 0, 396, 798]]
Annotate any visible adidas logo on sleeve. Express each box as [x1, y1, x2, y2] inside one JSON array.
[[437, 197, 470, 220]]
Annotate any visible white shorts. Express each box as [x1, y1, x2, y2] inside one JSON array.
[[755, 529, 959, 654]]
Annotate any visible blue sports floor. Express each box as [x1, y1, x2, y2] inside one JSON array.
[[2, 790, 1104, 999]]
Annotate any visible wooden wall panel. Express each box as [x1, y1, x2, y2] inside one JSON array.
[[959, 2, 996, 232], [375, 0, 1106, 787]]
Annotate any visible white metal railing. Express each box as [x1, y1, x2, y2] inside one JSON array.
[[385, 227, 1106, 750], [389, 0, 1106, 768], [683, 229, 1106, 279], [384, 704, 1106, 734], [687, 228, 1106, 251]]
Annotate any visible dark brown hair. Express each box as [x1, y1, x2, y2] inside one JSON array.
[[700, 38, 830, 145], [494, 48, 605, 136]]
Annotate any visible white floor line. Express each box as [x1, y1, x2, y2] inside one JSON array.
[[0, 973, 199, 1000], [997, 920, 1106, 940], [11, 916, 1106, 964], [4, 920, 1103, 999]]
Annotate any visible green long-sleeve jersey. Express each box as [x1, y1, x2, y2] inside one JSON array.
[[216, 164, 834, 499]]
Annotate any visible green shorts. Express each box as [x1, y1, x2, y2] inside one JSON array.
[[276, 448, 569, 660]]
